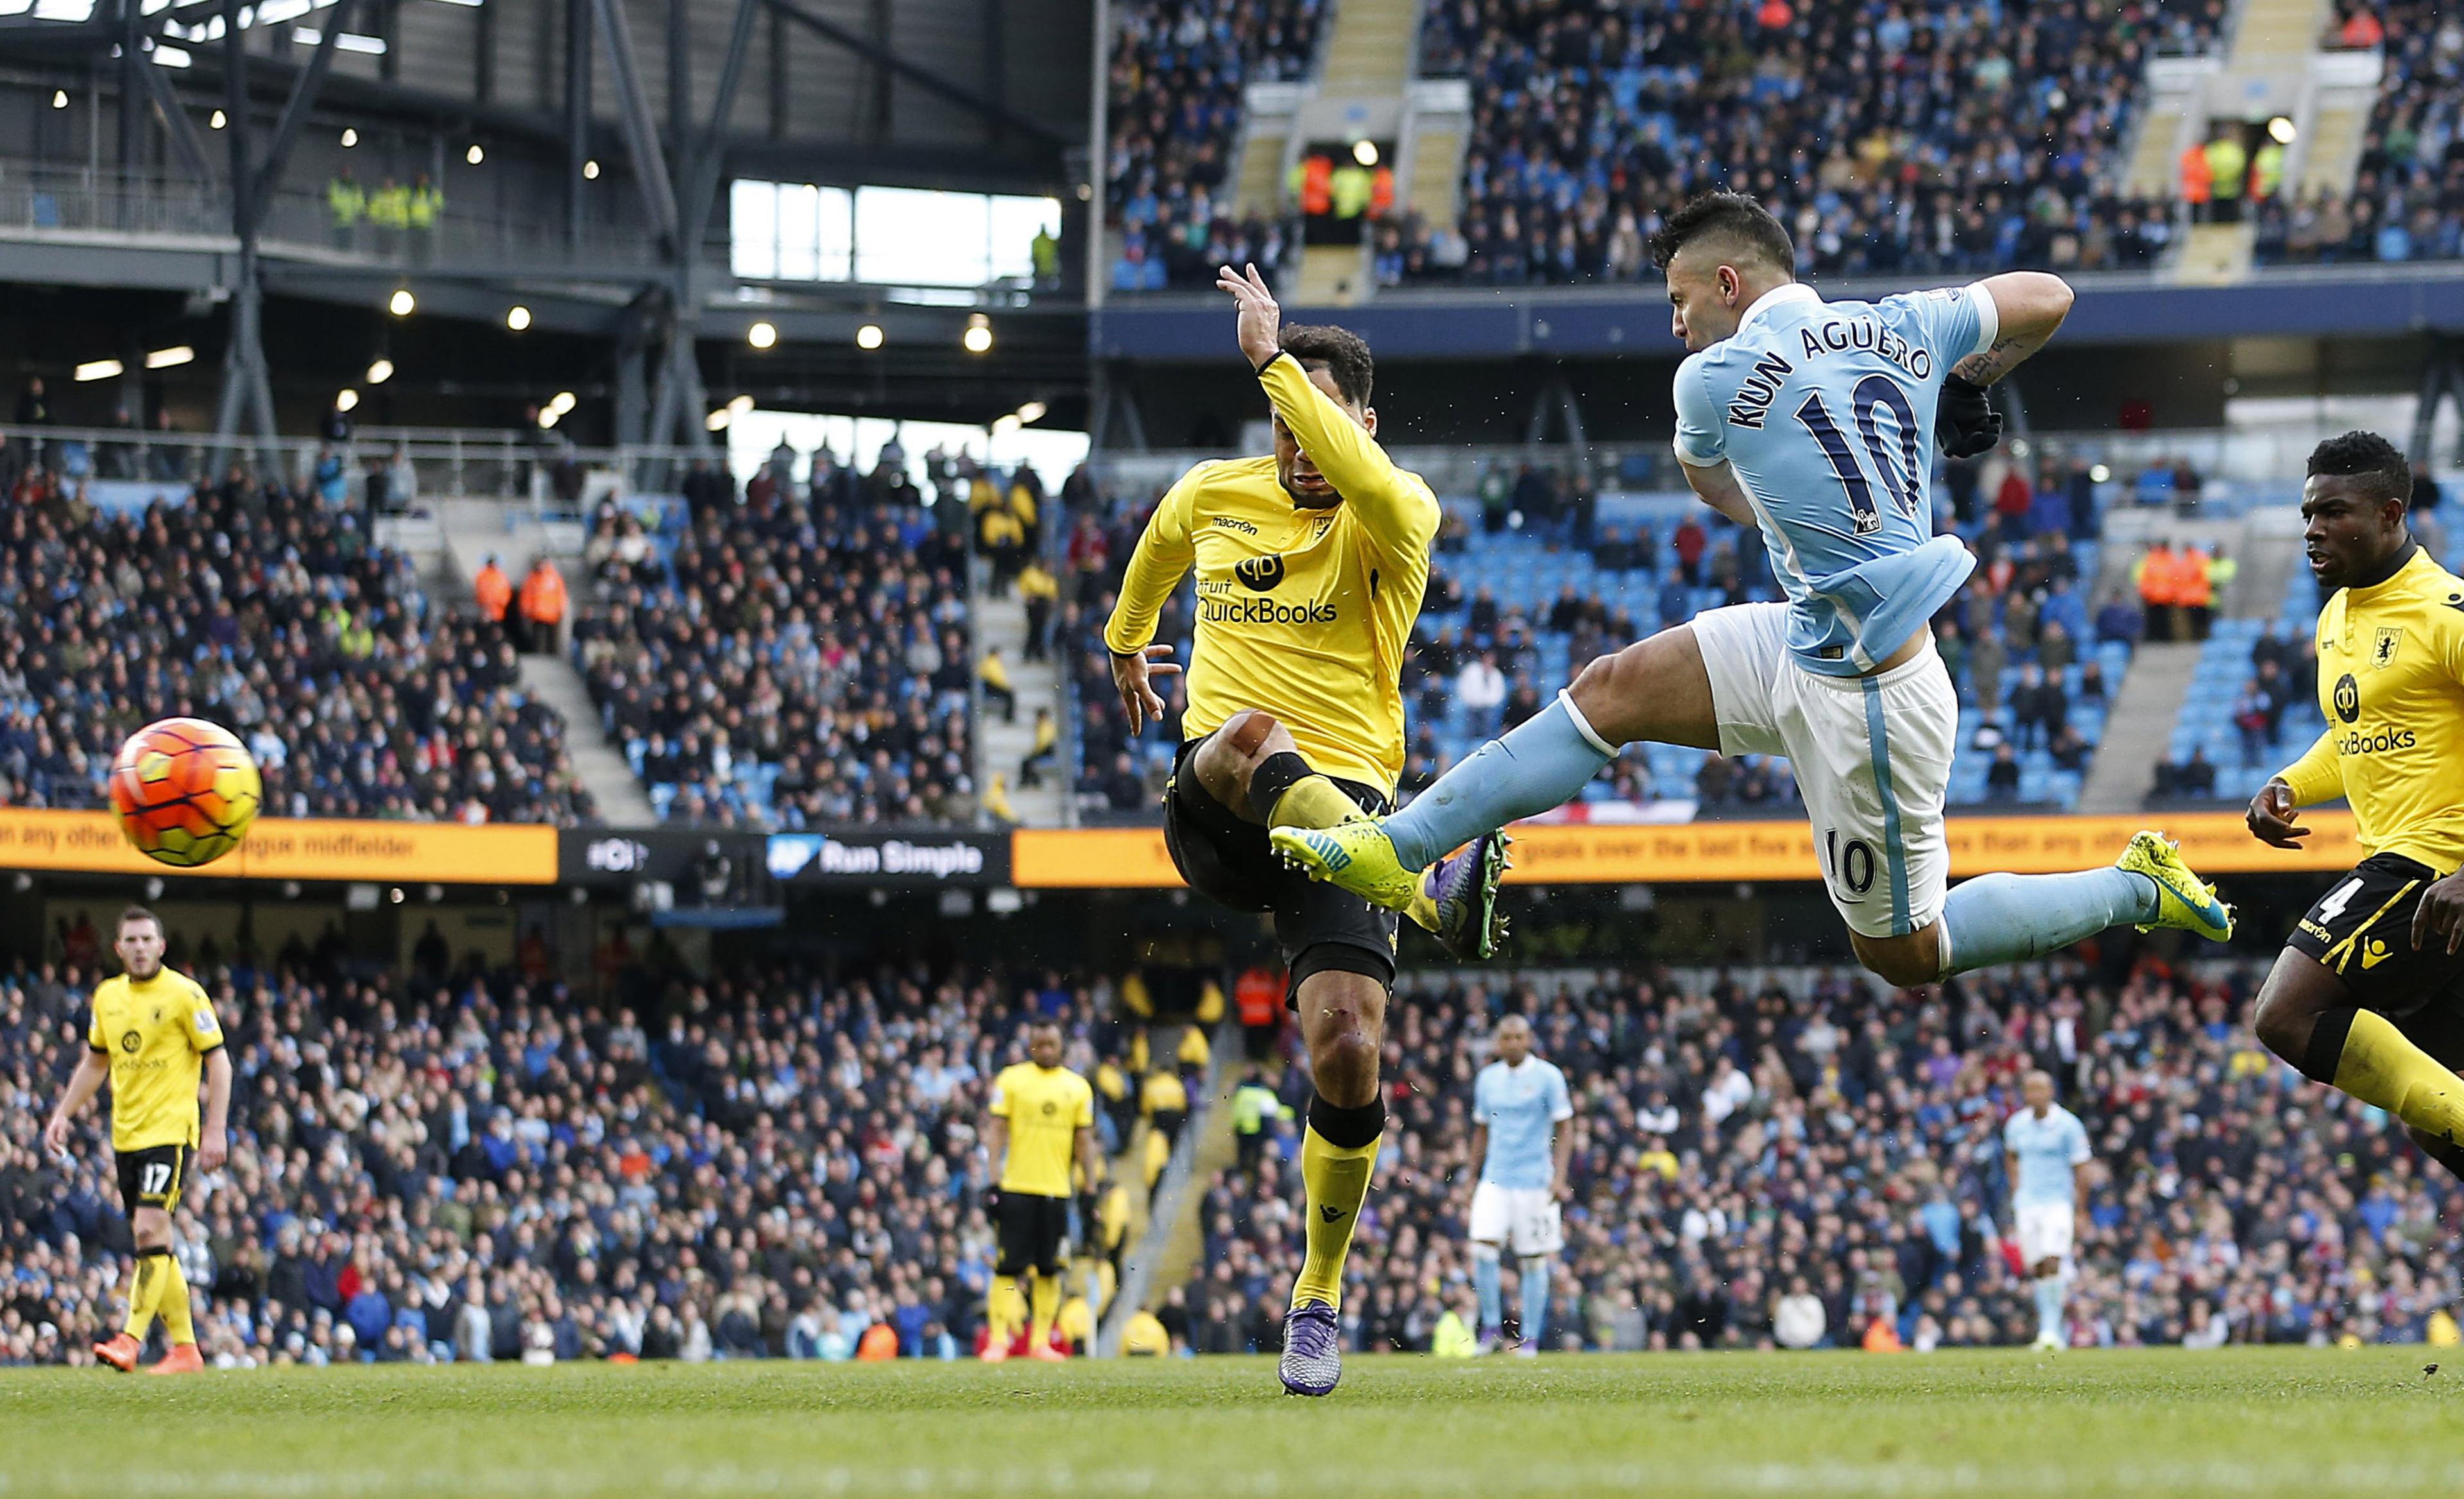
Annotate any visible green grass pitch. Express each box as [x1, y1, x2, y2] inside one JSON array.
[[5, 1348, 2463, 1496]]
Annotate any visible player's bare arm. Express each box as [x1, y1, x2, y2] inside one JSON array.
[[1675, 456, 1759, 530], [42, 1049, 109, 1156], [1951, 272, 2074, 386], [1215, 262, 1427, 543], [200, 1047, 233, 1172]]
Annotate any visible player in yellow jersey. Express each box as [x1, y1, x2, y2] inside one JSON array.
[[982, 1020, 1097, 1363], [1102, 264, 1502, 1395], [2246, 431, 2464, 1176], [42, 907, 230, 1375]]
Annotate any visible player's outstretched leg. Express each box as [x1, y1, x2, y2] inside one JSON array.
[[1927, 831, 2233, 979], [1213, 710, 1508, 959], [1274, 628, 1712, 949], [1279, 964, 1387, 1397]]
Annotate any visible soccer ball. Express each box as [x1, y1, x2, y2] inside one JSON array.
[[108, 717, 263, 868]]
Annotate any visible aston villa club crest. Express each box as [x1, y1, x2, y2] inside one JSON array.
[[2372, 626, 2402, 669]]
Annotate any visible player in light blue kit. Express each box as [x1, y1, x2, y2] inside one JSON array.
[[2003, 1070, 2092, 1350], [1275, 192, 2235, 984], [1466, 1015, 1573, 1356]]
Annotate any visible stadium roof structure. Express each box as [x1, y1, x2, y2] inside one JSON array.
[[0, 0, 1094, 444]]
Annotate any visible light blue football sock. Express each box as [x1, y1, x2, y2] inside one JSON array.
[[2033, 1275, 2064, 1342], [1385, 693, 1616, 871], [1473, 1245, 1502, 1335], [1519, 1256, 1552, 1349], [1938, 869, 2159, 977]]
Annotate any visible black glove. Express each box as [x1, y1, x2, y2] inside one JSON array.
[[1936, 373, 2003, 459]]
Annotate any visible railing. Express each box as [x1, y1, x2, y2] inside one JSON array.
[[0, 162, 694, 276], [0, 420, 714, 508]]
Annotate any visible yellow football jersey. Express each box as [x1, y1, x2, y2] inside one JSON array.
[[989, 1061, 1094, 1199], [2279, 547, 2464, 872], [1104, 354, 1440, 794], [86, 966, 223, 1152]]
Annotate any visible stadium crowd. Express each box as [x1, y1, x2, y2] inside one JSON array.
[[0, 949, 1159, 1367], [1184, 955, 2464, 1357], [573, 460, 977, 828], [1385, 0, 2214, 288], [1104, 0, 1322, 291], [2255, 0, 2464, 266], [0, 468, 594, 825]]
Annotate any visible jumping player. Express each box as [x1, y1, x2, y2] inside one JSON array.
[[1103, 264, 1499, 1396], [1275, 193, 2236, 984]]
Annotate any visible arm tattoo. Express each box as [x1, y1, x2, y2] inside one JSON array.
[[1953, 337, 2027, 386]]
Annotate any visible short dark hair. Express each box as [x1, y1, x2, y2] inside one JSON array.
[[1648, 192, 1797, 276], [118, 905, 163, 938], [1279, 324, 1374, 407], [2307, 430, 2410, 507]]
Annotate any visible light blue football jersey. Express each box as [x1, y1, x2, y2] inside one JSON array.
[[2003, 1104, 2091, 1207], [1475, 1056, 1573, 1190], [1672, 281, 1999, 676]]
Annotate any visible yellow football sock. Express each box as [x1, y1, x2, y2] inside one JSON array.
[[1029, 1274, 1061, 1346], [123, 1249, 169, 1341], [1266, 774, 1362, 833], [1290, 1125, 1381, 1311], [158, 1257, 196, 1346], [988, 1275, 1023, 1342], [2333, 1009, 2464, 1144]]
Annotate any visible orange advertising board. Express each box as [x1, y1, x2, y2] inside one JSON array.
[[0, 808, 560, 884], [1009, 811, 2359, 889]]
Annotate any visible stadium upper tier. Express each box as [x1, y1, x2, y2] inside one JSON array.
[[1396, 0, 2214, 287], [0, 473, 594, 826], [2254, 0, 2464, 268]]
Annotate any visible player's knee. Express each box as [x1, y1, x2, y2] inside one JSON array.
[[1219, 708, 1284, 758], [2249, 984, 2316, 1063], [1852, 934, 1938, 989], [1309, 1022, 1380, 1103]]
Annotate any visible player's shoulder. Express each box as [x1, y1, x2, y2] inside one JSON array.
[[2408, 557, 2464, 619], [90, 973, 126, 1004], [1184, 454, 1278, 493], [163, 966, 209, 999]]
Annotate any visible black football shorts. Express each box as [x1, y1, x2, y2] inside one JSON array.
[[1163, 733, 1399, 1003]]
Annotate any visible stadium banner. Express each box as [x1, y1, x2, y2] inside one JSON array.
[[560, 828, 749, 886], [764, 829, 1010, 886], [0, 808, 560, 884], [1009, 811, 2362, 888]]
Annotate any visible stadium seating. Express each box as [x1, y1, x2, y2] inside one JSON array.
[[1184, 960, 2454, 1354], [1392, 0, 2218, 287], [2255, 0, 2464, 266], [0, 956, 1166, 1366], [1104, 0, 1324, 291], [0, 473, 595, 825], [572, 472, 977, 828]]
